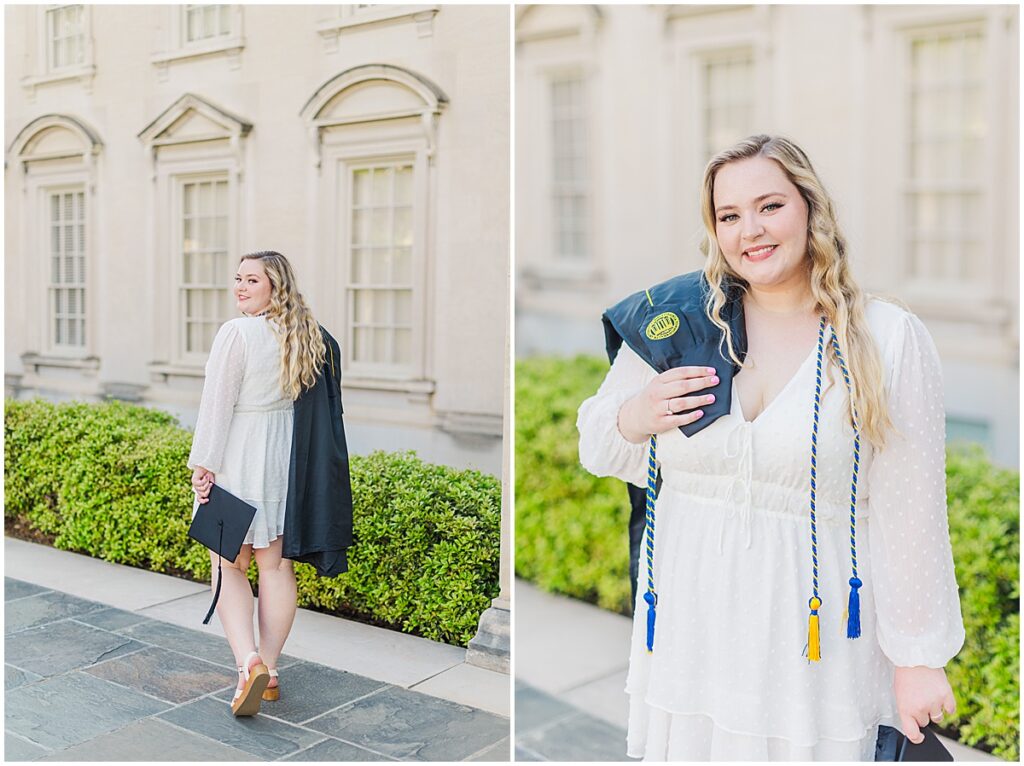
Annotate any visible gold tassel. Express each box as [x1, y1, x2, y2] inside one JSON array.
[[807, 597, 822, 662]]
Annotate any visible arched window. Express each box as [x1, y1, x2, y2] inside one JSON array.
[[301, 64, 447, 387], [8, 115, 101, 370]]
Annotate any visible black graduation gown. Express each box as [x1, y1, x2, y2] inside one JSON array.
[[281, 326, 353, 577]]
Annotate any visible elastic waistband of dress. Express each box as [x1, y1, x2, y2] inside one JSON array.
[[233, 400, 292, 414], [658, 467, 870, 521]]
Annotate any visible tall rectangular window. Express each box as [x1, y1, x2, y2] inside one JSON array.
[[46, 5, 85, 71], [184, 4, 231, 43], [906, 28, 986, 287], [702, 51, 754, 163], [348, 162, 414, 371], [49, 190, 86, 349], [181, 178, 231, 355], [550, 73, 589, 261]]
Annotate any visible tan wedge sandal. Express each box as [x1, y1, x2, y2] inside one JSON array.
[[262, 668, 279, 701], [231, 651, 270, 716]]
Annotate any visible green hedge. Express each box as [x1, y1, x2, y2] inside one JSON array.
[[4, 398, 501, 646], [515, 355, 1019, 760]]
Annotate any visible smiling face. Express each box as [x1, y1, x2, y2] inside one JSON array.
[[234, 258, 273, 315], [712, 156, 810, 292]]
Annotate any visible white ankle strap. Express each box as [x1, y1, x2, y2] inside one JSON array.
[[268, 668, 278, 677]]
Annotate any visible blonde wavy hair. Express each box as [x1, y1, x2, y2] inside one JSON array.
[[699, 134, 893, 448], [239, 251, 326, 401]]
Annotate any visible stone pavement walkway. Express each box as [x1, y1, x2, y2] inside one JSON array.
[[4, 537, 509, 762], [514, 578, 1003, 763]]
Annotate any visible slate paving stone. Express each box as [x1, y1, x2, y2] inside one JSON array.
[[158, 696, 326, 759], [85, 646, 236, 704], [6, 664, 43, 692], [75, 606, 152, 632], [281, 737, 394, 761], [5, 671, 169, 750], [305, 685, 510, 762], [5, 591, 106, 635], [5, 733, 51, 761], [213, 660, 385, 724], [118, 619, 238, 668], [468, 737, 511, 761], [4, 579, 50, 602], [517, 710, 629, 762], [38, 717, 253, 761], [5, 620, 146, 678], [515, 683, 577, 736]]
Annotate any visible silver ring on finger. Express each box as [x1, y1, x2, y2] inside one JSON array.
[[930, 712, 943, 722], [665, 398, 673, 415]]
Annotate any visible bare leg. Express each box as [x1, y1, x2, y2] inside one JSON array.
[[254, 537, 296, 687], [209, 546, 259, 692]]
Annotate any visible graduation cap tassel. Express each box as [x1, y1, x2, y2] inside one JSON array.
[[203, 521, 225, 625], [644, 435, 658, 653], [846, 577, 862, 639]]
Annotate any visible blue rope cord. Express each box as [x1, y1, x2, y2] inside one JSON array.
[[807, 317, 864, 660], [829, 329, 863, 639], [644, 435, 658, 652]]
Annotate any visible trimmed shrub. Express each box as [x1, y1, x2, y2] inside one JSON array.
[[4, 398, 501, 646], [515, 355, 1019, 760]]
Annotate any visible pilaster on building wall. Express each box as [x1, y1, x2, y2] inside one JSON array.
[[515, 3, 1019, 467], [5, 4, 510, 477]]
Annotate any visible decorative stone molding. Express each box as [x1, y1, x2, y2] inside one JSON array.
[[21, 352, 100, 376], [8, 113, 103, 172], [316, 5, 440, 52]]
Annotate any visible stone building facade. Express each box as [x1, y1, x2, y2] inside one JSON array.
[[5, 4, 510, 476]]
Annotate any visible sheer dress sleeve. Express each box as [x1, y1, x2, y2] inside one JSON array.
[[577, 343, 658, 488], [187, 321, 247, 474], [867, 311, 966, 668]]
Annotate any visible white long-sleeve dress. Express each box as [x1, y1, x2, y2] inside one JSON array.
[[187, 316, 294, 548], [577, 298, 965, 761]]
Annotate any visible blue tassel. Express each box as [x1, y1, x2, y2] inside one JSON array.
[[644, 590, 657, 652], [846, 576, 862, 639]]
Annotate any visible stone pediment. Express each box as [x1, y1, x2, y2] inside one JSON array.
[[138, 93, 252, 148], [300, 64, 448, 127], [8, 114, 102, 165]]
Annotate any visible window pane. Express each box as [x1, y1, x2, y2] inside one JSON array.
[[369, 247, 389, 283], [394, 328, 412, 365], [353, 169, 371, 206], [393, 291, 411, 325], [393, 208, 412, 246], [395, 166, 413, 205], [393, 248, 412, 284], [354, 290, 373, 323]]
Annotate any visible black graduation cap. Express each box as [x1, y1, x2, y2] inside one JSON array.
[[187, 483, 257, 624], [602, 270, 747, 437]]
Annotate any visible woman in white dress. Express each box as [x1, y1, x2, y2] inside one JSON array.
[[578, 135, 965, 760], [188, 251, 326, 716]]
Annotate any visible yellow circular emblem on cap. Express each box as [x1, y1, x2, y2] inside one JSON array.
[[645, 312, 680, 341]]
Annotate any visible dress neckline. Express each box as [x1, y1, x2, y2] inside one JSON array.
[[732, 329, 823, 425]]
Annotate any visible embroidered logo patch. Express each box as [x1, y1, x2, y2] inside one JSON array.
[[645, 312, 680, 341]]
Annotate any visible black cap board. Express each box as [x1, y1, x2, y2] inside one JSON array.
[[187, 483, 257, 624]]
